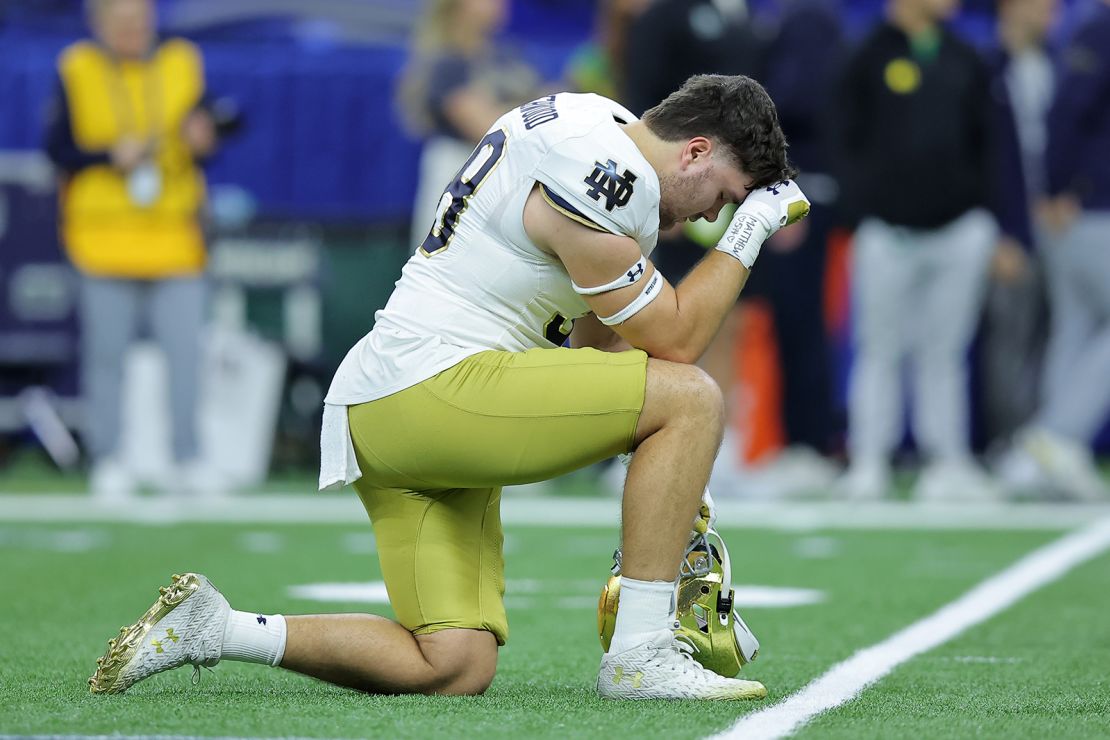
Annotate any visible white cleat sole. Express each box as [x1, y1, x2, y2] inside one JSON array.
[[597, 639, 770, 701], [597, 676, 768, 700]]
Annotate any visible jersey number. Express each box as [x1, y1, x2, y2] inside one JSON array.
[[543, 312, 574, 346], [420, 129, 508, 256]]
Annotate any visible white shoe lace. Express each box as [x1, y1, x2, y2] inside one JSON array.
[[642, 637, 709, 681], [190, 663, 216, 686]]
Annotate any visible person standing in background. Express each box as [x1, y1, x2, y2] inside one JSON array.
[[736, 0, 843, 494], [621, 0, 761, 118], [564, 0, 652, 101], [44, 0, 218, 500], [832, 0, 999, 501], [979, 0, 1057, 448], [397, 0, 541, 254], [621, 0, 765, 492], [998, 0, 1110, 501]]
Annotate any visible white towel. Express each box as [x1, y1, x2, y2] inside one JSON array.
[[318, 403, 362, 490]]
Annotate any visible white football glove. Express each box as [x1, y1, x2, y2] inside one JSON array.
[[715, 179, 811, 269]]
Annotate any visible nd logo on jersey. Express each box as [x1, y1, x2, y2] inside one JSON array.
[[584, 160, 637, 211]]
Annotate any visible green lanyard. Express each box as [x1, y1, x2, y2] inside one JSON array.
[[909, 28, 941, 64]]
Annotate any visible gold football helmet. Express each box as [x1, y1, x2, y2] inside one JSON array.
[[598, 529, 760, 677]]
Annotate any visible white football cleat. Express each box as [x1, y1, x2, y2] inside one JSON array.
[[89, 573, 230, 694], [1019, 427, 1108, 502], [597, 632, 767, 700], [832, 460, 891, 501], [914, 460, 1002, 503], [89, 457, 137, 503]]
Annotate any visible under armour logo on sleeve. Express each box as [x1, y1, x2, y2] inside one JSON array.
[[627, 263, 645, 282]]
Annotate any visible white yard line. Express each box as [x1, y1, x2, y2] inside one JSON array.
[[0, 493, 1108, 529], [714, 516, 1110, 740]]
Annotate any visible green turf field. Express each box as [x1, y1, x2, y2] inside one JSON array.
[[2, 502, 1109, 739]]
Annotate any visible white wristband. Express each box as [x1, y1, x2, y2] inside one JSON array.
[[714, 212, 770, 269], [598, 271, 663, 325]]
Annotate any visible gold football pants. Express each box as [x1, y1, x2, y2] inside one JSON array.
[[349, 346, 647, 645]]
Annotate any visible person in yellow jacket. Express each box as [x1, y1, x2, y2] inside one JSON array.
[[44, 0, 218, 498]]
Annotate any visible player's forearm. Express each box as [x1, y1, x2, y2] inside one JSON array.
[[658, 251, 750, 364], [657, 179, 808, 362], [621, 182, 810, 363]]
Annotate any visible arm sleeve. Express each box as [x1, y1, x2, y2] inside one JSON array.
[[966, 53, 994, 212], [1045, 24, 1110, 196], [986, 60, 1033, 248], [761, 3, 844, 146], [426, 55, 471, 115], [43, 75, 110, 173], [828, 45, 870, 226]]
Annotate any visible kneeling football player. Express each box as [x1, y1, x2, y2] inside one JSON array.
[[90, 74, 807, 699]]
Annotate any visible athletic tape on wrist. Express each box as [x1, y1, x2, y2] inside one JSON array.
[[598, 270, 663, 325], [714, 213, 768, 269], [572, 257, 648, 295]]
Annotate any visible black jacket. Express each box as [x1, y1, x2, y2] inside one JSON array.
[[1046, 3, 1110, 210], [833, 22, 991, 229], [622, 0, 762, 117]]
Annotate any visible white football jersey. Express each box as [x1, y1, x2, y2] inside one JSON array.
[[325, 93, 661, 405]]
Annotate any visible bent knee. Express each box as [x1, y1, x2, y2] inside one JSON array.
[[428, 663, 496, 696], [639, 360, 725, 439], [415, 628, 498, 696], [683, 364, 725, 419]]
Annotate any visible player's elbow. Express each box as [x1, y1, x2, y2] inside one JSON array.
[[642, 339, 700, 365], [656, 348, 699, 365], [622, 323, 703, 364]]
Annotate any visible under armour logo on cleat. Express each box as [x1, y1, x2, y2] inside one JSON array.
[[257, 615, 267, 625], [612, 666, 643, 688], [152, 628, 180, 653]]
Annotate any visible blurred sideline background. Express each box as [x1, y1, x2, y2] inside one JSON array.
[[0, 0, 1106, 499]]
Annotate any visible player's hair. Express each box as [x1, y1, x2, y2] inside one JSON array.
[[642, 74, 797, 189]]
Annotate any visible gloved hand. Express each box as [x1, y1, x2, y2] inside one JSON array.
[[715, 179, 811, 269]]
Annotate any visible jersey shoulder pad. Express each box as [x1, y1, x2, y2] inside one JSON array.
[[532, 117, 658, 241]]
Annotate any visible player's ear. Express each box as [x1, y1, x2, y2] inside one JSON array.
[[681, 137, 713, 170]]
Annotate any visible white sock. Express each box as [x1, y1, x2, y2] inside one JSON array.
[[608, 577, 676, 654], [221, 610, 287, 666]]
